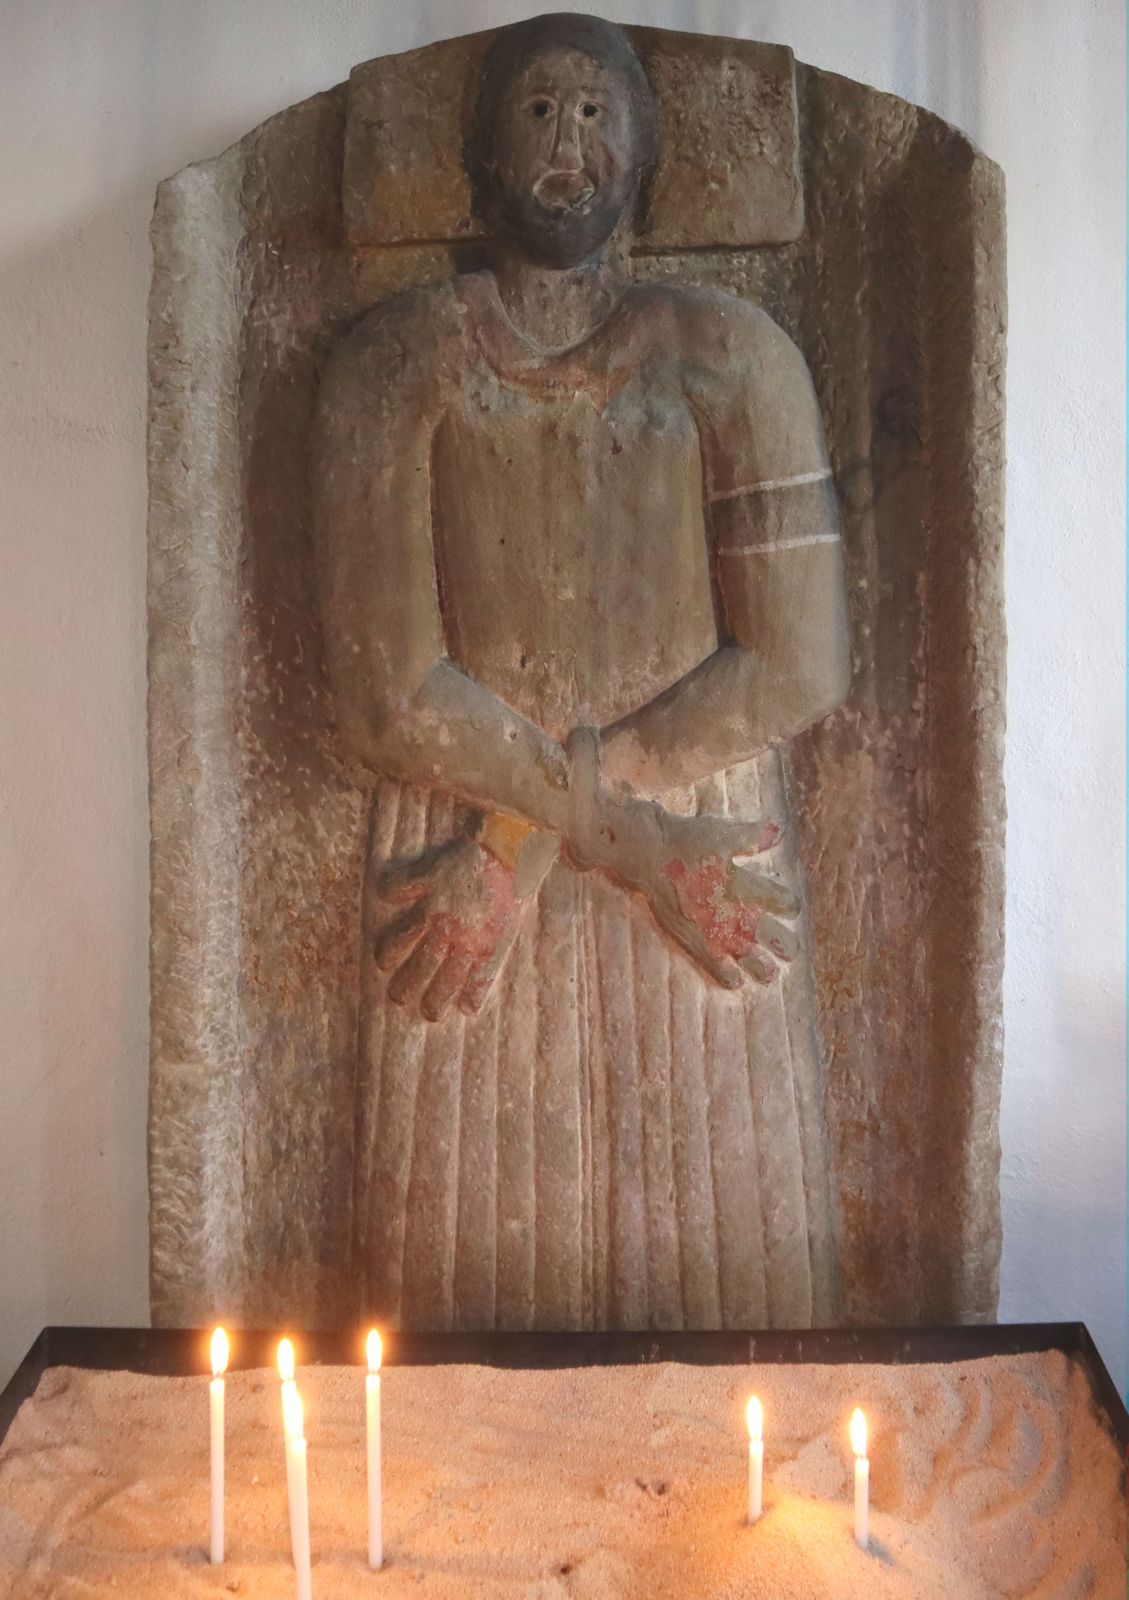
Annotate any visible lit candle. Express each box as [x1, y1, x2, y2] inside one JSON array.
[[277, 1336, 297, 1425], [746, 1395, 763, 1523], [850, 1407, 869, 1551], [209, 1328, 228, 1564], [282, 1380, 312, 1600], [366, 1330, 383, 1570]]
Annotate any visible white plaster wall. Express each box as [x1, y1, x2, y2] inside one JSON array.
[[1, 0, 1123, 1391]]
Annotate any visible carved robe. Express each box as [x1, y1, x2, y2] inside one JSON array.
[[316, 270, 841, 1329]]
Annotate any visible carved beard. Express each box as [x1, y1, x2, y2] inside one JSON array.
[[496, 177, 634, 269]]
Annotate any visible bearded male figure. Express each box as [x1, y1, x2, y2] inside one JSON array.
[[313, 14, 851, 1331]]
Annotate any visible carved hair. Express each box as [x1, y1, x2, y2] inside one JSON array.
[[465, 12, 661, 234]]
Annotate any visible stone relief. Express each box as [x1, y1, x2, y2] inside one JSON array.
[[314, 16, 849, 1327], [147, 15, 1005, 1333]]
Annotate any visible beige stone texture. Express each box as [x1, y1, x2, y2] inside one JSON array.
[[147, 22, 1005, 1332], [342, 29, 802, 248]]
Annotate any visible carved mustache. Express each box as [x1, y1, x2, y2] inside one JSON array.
[[532, 168, 597, 212]]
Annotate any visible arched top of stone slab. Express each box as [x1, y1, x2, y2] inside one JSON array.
[[168, 23, 1003, 261], [148, 17, 1005, 1335]]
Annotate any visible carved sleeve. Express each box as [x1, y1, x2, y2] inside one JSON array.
[[313, 293, 446, 759], [600, 300, 851, 796], [312, 291, 575, 834], [698, 303, 851, 719]]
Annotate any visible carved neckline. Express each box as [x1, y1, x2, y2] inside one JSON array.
[[461, 270, 634, 400]]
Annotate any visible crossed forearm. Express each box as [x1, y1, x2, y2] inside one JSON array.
[[347, 659, 804, 998], [351, 658, 577, 836], [599, 641, 845, 797], [347, 660, 671, 885], [349, 631, 843, 884], [600, 554, 852, 795]]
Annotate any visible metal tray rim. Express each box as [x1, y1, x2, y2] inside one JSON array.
[[2, 1322, 1125, 1456]]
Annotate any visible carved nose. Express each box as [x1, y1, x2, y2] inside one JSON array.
[[550, 108, 584, 168], [533, 169, 595, 210]]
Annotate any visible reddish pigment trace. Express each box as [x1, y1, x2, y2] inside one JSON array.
[[432, 855, 521, 964], [663, 857, 763, 960], [455, 860, 523, 1014]]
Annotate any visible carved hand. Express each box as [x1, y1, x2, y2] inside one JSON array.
[[565, 727, 802, 989], [373, 822, 559, 1020]]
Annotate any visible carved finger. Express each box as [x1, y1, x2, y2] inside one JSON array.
[[730, 863, 802, 919], [421, 950, 476, 1023], [458, 934, 517, 1016], [513, 829, 561, 899], [697, 815, 783, 858], [755, 914, 801, 964], [387, 927, 450, 1009], [651, 898, 744, 991], [740, 948, 778, 985], [373, 902, 429, 971], [375, 840, 460, 905]]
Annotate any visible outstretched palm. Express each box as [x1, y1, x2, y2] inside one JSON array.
[[373, 833, 527, 1020], [566, 726, 802, 989], [375, 739, 802, 1019], [648, 809, 801, 988]]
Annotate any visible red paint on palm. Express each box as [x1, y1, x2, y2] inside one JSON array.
[[662, 857, 764, 960], [431, 855, 521, 963]]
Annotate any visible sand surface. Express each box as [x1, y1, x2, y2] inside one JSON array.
[[0, 1352, 1123, 1598]]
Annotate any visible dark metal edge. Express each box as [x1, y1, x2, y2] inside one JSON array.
[[3, 1323, 1126, 1454], [0, 1328, 49, 1447], [27, 1321, 1094, 1373], [1074, 1323, 1129, 1456]]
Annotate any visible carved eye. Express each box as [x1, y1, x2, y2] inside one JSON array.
[[532, 99, 551, 118], [582, 102, 599, 118]]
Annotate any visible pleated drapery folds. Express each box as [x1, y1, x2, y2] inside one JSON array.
[[354, 748, 838, 1332]]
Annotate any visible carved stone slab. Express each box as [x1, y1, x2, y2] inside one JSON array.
[[342, 27, 803, 247], [148, 25, 1005, 1334]]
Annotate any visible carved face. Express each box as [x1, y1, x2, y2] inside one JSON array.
[[490, 47, 642, 268]]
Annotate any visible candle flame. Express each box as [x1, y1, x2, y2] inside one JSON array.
[[850, 1407, 867, 1458], [210, 1327, 229, 1378], [745, 1394, 763, 1442], [283, 1381, 304, 1442], [277, 1337, 295, 1384], [367, 1329, 383, 1374]]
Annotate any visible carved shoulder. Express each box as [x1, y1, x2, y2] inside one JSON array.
[[658, 288, 808, 395], [655, 288, 829, 487], [317, 281, 461, 424], [313, 284, 452, 757]]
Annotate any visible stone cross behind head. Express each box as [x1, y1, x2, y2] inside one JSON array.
[[464, 13, 661, 268]]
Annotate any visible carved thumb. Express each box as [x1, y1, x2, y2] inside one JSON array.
[[564, 724, 603, 859]]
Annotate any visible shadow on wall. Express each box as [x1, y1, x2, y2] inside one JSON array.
[[1001, 962, 1128, 1387], [682, 0, 985, 143], [1001, 1192, 1127, 1382], [0, 180, 159, 1389], [0, 0, 474, 1395]]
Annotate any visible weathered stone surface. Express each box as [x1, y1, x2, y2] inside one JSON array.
[[342, 26, 802, 248], [148, 18, 1005, 1332]]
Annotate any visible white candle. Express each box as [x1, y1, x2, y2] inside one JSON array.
[[282, 1381, 301, 1566], [277, 1336, 297, 1428], [283, 1380, 313, 1600], [850, 1407, 869, 1551], [745, 1395, 763, 1523], [209, 1328, 228, 1564], [366, 1330, 383, 1570]]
